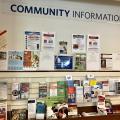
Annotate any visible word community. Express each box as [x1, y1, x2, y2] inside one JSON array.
[[10, 4, 120, 22]]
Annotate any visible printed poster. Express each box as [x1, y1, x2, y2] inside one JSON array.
[[0, 30, 7, 50], [59, 41, 67, 54], [112, 53, 120, 70], [8, 51, 24, 70], [0, 102, 7, 120], [39, 50, 54, 70], [74, 53, 86, 71], [42, 32, 55, 48], [101, 53, 112, 70], [86, 52, 100, 70], [72, 34, 86, 53], [0, 51, 7, 70], [23, 51, 39, 70], [25, 31, 40, 50], [54, 56, 73, 70], [87, 35, 100, 52]]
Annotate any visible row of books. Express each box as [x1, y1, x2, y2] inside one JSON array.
[[0, 51, 120, 71], [1, 78, 120, 102]]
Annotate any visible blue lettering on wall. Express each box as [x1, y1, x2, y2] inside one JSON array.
[[10, 4, 120, 22]]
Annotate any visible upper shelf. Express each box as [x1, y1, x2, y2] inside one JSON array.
[[0, 70, 120, 78]]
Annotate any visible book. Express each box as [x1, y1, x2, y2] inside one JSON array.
[[54, 56, 73, 70], [0, 102, 7, 120], [74, 53, 86, 71], [28, 99, 36, 119], [0, 82, 7, 100], [11, 109, 27, 120], [36, 99, 46, 119], [12, 83, 20, 100], [20, 83, 29, 99]]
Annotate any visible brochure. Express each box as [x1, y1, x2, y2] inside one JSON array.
[[8, 51, 23, 70]]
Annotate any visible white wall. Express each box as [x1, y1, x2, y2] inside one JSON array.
[[0, 0, 120, 53]]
